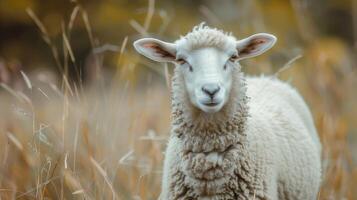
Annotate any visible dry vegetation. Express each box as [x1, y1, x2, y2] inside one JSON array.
[[0, 0, 357, 199]]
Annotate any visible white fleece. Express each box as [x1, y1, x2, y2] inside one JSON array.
[[160, 71, 321, 199]]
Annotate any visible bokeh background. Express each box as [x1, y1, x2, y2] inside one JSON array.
[[0, 0, 356, 199]]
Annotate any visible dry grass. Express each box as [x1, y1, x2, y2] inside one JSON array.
[[0, 1, 357, 200]]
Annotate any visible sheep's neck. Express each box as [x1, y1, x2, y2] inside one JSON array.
[[171, 68, 249, 153], [169, 69, 254, 198]]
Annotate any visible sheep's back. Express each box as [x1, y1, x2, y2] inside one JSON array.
[[245, 76, 320, 152], [245, 76, 321, 199]]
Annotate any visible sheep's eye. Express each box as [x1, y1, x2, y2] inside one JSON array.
[[176, 58, 193, 72], [224, 55, 238, 70], [229, 54, 238, 62], [176, 58, 187, 65]]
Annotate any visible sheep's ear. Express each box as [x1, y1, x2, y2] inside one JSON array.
[[133, 38, 176, 63], [236, 33, 277, 60]]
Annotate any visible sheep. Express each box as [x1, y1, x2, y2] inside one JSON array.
[[133, 23, 322, 200]]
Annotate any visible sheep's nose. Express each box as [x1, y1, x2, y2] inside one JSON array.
[[202, 83, 220, 98]]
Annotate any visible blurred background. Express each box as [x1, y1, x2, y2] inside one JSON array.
[[0, 0, 356, 199]]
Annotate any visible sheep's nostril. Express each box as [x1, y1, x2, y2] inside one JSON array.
[[202, 84, 220, 98]]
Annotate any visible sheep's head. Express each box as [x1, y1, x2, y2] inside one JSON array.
[[133, 25, 276, 113]]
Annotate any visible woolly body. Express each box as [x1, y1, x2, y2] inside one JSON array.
[[161, 71, 321, 199]]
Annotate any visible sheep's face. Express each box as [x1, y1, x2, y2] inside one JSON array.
[[174, 47, 235, 113], [133, 28, 276, 113]]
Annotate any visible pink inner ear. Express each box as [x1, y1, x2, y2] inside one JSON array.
[[239, 38, 268, 56], [143, 43, 175, 59], [252, 38, 268, 45]]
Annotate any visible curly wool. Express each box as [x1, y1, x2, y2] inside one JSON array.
[[161, 62, 265, 199], [161, 71, 321, 199], [175, 23, 237, 51]]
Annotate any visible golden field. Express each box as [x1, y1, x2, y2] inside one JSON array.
[[0, 0, 356, 199]]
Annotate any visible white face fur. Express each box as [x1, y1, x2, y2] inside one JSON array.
[[133, 32, 276, 113]]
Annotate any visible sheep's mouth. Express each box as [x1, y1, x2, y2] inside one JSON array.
[[203, 102, 219, 107], [198, 100, 224, 113]]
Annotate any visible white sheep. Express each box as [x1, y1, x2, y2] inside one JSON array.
[[133, 24, 322, 200]]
